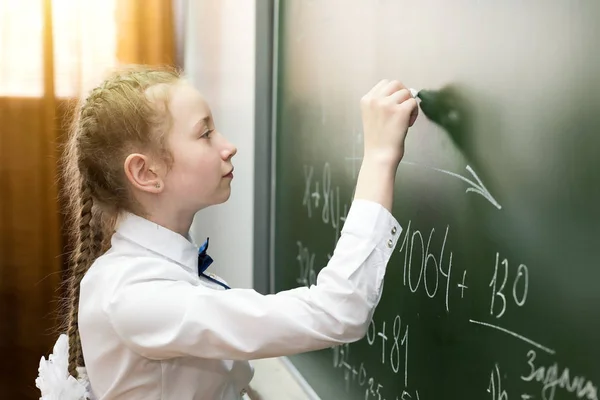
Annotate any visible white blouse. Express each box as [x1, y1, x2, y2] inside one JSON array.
[[78, 199, 401, 399]]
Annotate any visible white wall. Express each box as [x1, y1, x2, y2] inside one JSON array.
[[184, 0, 256, 289]]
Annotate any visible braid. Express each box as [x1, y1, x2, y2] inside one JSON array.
[[57, 65, 181, 378], [91, 207, 105, 259], [67, 180, 94, 376]]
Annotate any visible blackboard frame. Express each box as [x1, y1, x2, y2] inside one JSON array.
[[253, 0, 275, 296]]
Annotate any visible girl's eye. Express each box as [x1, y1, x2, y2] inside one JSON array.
[[201, 129, 213, 139]]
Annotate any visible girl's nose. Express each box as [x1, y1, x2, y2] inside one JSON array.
[[222, 139, 237, 160]]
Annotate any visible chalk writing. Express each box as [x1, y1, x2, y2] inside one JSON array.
[[331, 341, 419, 400], [301, 163, 348, 244], [293, 150, 592, 400], [469, 320, 555, 355], [367, 316, 410, 385], [402, 161, 502, 210], [521, 350, 598, 400], [398, 221, 461, 312], [295, 241, 316, 287], [458, 269, 468, 298], [487, 364, 509, 400], [489, 252, 529, 319], [348, 156, 502, 209], [321, 163, 331, 224], [302, 165, 314, 218], [391, 315, 409, 385], [312, 181, 320, 208], [398, 391, 421, 400]]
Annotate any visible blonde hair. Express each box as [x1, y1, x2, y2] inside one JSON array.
[[60, 65, 181, 376]]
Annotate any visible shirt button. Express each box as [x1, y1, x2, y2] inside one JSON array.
[[387, 239, 393, 248], [391, 226, 397, 235]]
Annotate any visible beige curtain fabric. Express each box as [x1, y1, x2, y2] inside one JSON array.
[[0, 1, 176, 397]]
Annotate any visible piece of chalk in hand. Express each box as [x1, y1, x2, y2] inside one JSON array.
[[409, 88, 419, 98]]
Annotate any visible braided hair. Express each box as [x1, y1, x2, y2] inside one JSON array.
[[60, 65, 181, 376]]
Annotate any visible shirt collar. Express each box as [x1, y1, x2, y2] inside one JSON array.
[[114, 212, 199, 275]]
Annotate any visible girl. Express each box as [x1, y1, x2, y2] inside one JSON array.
[[36, 65, 418, 399]]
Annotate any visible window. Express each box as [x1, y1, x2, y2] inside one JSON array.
[[0, 0, 117, 97]]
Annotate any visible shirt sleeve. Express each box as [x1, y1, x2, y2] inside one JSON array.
[[107, 199, 401, 361]]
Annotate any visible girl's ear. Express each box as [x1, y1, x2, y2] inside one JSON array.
[[123, 153, 164, 193]]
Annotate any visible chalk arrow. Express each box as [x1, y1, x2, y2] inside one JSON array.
[[403, 161, 502, 210]]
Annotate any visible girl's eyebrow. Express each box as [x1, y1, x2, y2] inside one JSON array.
[[193, 116, 211, 131]]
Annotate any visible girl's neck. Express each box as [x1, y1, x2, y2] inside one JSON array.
[[141, 209, 196, 238]]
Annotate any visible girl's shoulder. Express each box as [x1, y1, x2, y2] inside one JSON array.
[[86, 249, 198, 288]]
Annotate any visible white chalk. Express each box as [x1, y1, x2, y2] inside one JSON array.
[[409, 88, 419, 98]]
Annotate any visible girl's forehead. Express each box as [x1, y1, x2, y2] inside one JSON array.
[[169, 83, 211, 120]]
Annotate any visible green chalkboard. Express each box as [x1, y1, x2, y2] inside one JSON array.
[[272, 1, 600, 399]]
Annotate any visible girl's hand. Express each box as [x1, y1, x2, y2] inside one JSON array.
[[360, 79, 418, 168]]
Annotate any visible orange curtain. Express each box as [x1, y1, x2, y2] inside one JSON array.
[[0, 1, 176, 398], [117, 0, 176, 66]]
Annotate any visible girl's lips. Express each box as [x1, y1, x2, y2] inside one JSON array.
[[223, 168, 234, 179]]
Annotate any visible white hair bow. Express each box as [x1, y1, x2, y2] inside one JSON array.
[[35, 334, 93, 400]]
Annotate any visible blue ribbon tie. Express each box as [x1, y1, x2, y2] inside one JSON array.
[[197, 237, 230, 290]]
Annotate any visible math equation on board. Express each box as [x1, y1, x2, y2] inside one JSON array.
[[294, 160, 598, 400]]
